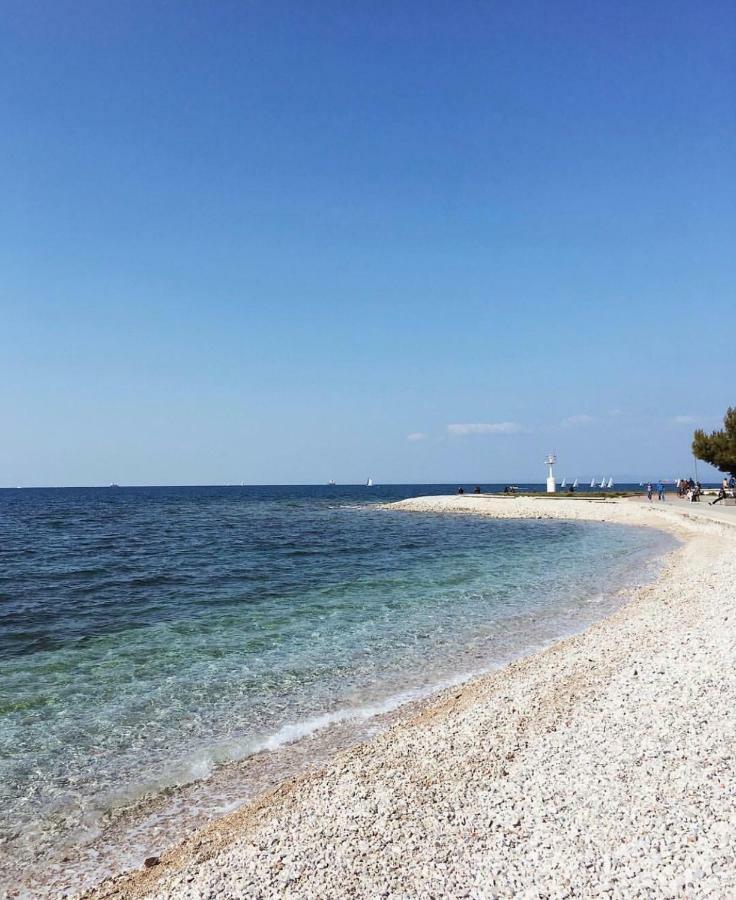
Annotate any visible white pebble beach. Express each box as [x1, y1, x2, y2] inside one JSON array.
[[82, 495, 736, 900]]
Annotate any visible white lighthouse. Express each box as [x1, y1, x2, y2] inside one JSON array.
[[545, 453, 557, 493]]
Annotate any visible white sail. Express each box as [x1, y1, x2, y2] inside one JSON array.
[[561, 477, 566, 488], [366, 477, 373, 487], [590, 478, 595, 488], [573, 478, 578, 488], [599, 477, 606, 488], [607, 477, 614, 488]]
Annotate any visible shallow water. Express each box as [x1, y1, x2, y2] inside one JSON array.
[[0, 485, 674, 892]]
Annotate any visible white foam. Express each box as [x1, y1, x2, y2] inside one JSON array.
[[256, 693, 420, 752], [247, 670, 479, 756]]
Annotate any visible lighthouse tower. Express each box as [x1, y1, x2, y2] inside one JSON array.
[[545, 453, 557, 493]]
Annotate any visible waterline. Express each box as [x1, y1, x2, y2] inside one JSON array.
[[0, 486, 675, 895]]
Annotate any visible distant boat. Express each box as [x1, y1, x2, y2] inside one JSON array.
[[561, 477, 567, 488], [327, 480, 336, 486], [607, 477, 614, 489], [366, 477, 373, 487], [590, 478, 596, 488], [573, 478, 578, 488], [109, 483, 119, 488], [599, 477, 606, 488]]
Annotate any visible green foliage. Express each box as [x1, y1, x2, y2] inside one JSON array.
[[692, 407, 736, 477]]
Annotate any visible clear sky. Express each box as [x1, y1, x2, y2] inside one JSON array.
[[2, 1, 734, 485]]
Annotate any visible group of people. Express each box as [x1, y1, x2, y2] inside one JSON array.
[[675, 477, 702, 502], [710, 475, 736, 506], [649, 475, 736, 505], [645, 481, 668, 502]]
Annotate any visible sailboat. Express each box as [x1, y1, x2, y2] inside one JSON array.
[[607, 477, 614, 489], [366, 477, 373, 487], [561, 477, 567, 488], [573, 478, 578, 489], [590, 478, 596, 488], [599, 477, 606, 488]]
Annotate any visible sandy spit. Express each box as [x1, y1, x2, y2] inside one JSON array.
[[81, 496, 736, 899]]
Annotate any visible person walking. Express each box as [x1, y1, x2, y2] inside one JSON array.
[[656, 480, 665, 501], [646, 482, 653, 501]]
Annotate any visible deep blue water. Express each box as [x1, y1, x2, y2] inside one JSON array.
[[0, 484, 672, 882]]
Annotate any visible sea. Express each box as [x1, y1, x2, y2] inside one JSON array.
[[0, 484, 676, 895]]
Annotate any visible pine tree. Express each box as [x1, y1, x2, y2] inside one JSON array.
[[692, 407, 736, 477]]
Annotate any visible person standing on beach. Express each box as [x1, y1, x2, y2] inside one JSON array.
[[656, 480, 665, 501], [646, 482, 653, 501]]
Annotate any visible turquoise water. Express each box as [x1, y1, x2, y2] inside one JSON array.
[[0, 485, 673, 889]]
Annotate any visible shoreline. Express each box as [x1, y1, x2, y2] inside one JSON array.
[[74, 496, 736, 899], [9, 507, 670, 898]]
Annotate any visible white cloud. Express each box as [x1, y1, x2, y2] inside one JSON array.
[[673, 415, 697, 425], [406, 432, 428, 441], [561, 414, 596, 427], [447, 422, 524, 436]]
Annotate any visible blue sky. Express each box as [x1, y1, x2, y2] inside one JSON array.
[[1, 1, 734, 485]]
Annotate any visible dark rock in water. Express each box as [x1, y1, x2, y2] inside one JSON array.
[[144, 856, 160, 868]]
